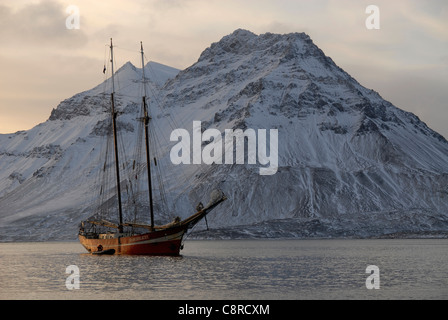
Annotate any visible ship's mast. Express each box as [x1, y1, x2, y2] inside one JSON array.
[[140, 41, 155, 230], [110, 38, 124, 233]]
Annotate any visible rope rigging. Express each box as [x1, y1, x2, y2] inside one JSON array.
[[86, 40, 215, 235]]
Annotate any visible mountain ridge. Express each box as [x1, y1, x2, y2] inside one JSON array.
[[1, 29, 448, 241]]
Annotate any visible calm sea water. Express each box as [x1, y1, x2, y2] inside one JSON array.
[[0, 239, 447, 300]]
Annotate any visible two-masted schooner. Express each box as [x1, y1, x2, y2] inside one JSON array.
[[78, 39, 226, 255]]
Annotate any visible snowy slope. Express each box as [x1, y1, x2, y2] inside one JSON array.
[[1, 30, 448, 241], [0, 61, 182, 240], [160, 29, 448, 237]]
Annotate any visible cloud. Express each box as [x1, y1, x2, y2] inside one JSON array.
[[0, 1, 88, 50], [404, 0, 448, 40], [0, 0, 446, 137]]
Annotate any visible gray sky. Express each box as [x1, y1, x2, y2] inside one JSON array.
[[1, 0, 447, 138]]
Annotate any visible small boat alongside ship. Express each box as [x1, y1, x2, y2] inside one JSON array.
[[91, 248, 115, 255]]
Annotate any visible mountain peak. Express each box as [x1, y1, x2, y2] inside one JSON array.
[[226, 28, 257, 41], [48, 60, 179, 122], [117, 60, 138, 72], [196, 29, 331, 72], [198, 29, 257, 60]]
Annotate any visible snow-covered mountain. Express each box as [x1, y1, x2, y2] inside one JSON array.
[[1, 29, 448, 241]]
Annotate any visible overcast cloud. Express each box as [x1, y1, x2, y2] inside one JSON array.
[[0, 0, 447, 138]]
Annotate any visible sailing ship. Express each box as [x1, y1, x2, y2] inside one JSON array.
[[78, 39, 226, 255]]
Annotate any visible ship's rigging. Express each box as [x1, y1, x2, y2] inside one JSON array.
[[78, 39, 226, 255]]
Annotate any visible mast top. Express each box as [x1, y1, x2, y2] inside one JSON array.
[[140, 41, 148, 98], [110, 38, 116, 94]]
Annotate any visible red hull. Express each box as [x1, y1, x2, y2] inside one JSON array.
[[79, 225, 186, 256], [79, 191, 227, 255]]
